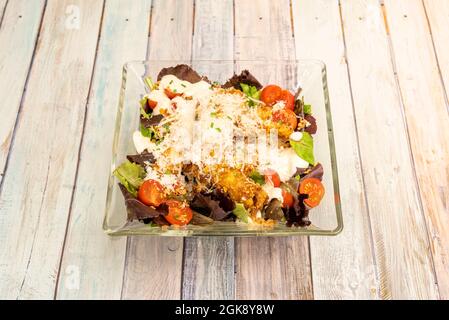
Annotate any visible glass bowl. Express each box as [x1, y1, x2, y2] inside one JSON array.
[[103, 60, 343, 236]]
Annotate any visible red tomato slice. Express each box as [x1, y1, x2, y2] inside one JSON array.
[[279, 90, 295, 111], [164, 88, 181, 99], [264, 169, 281, 187], [299, 178, 325, 208], [164, 200, 193, 226], [147, 99, 158, 110], [260, 85, 282, 106], [272, 109, 298, 130], [281, 189, 294, 208], [138, 179, 166, 206]]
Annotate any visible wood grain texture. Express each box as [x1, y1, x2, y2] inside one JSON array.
[[0, 0, 45, 185], [121, 0, 194, 300], [55, 0, 152, 300], [234, 0, 313, 300], [292, 0, 378, 299], [182, 0, 235, 300], [384, 0, 449, 300], [0, 0, 103, 299], [340, 0, 438, 299], [423, 0, 449, 101]]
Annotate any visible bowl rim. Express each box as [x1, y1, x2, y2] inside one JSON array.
[[103, 59, 344, 237]]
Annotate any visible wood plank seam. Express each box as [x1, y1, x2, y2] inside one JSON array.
[[119, 1, 155, 300], [120, 235, 131, 299], [340, 0, 439, 299], [0, 0, 47, 192], [382, 0, 449, 298], [337, 0, 382, 299], [148, 2, 153, 37], [421, 0, 449, 115], [182, 0, 196, 298], [121, 0, 194, 299], [52, 0, 107, 300], [234, 0, 313, 300], [306, 237, 315, 297], [289, 0, 315, 300], [380, 2, 440, 297], [0, 0, 8, 29]]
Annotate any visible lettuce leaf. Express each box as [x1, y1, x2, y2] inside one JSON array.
[[144, 76, 156, 90], [249, 170, 265, 185], [240, 83, 260, 106], [140, 96, 151, 119], [303, 104, 312, 115], [290, 132, 315, 165], [140, 123, 154, 138], [232, 203, 250, 223], [113, 160, 145, 197]]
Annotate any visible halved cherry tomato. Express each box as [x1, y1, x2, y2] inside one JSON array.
[[279, 90, 295, 111], [264, 169, 281, 187], [281, 189, 294, 208], [164, 200, 193, 226], [272, 109, 298, 130], [138, 179, 166, 206], [164, 88, 181, 99], [147, 99, 158, 110], [260, 85, 282, 106], [299, 178, 325, 208]]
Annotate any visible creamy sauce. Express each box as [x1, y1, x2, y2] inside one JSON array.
[[262, 184, 284, 203], [132, 131, 153, 154], [258, 147, 309, 182], [135, 75, 309, 184]]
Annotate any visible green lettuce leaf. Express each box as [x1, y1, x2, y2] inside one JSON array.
[[290, 132, 315, 165], [232, 203, 250, 223], [144, 76, 155, 91], [140, 123, 154, 138], [249, 171, 265, 185], [240, 83, 260, 106], [303, 104, 312, 115], [113, 160, 145, 197], [140, 96, 151, 119]]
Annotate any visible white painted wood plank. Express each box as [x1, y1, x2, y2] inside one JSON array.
[[384, 0, 449, 300], [0, 0, 104, 299], [234, 0, 313, 300], [121, 0, 194, 300], [182, 0, 235, 300], [0, 0, 45, 185], [423, 0, 449, 102], [292, 0, 378, 299], [55, 0, 152, 300], [340, 0, 438, 299]]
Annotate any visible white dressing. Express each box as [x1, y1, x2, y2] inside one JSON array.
[[133, 131, 153, 154], [147, 89, 172, 115], [258, 147, 309, 182], [262, 184, 284, 203]]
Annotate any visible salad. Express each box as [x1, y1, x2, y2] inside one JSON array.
[[113, 64, 324, 228]]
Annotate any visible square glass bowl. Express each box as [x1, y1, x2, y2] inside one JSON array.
[[103, 60, 343, 236]]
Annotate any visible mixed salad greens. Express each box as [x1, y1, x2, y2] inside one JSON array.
[[113, 64, 324, 228]]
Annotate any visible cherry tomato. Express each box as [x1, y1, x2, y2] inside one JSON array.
[[260, 85, 282, 106], [272, 109, 298, 130], [164, 200, 193, 226], [279, 90, 295, 111], [138, 179, 166, 206], [147, 99, 158, 110], [281, 189, 294, 208], [299, 178, 325, 208], [164, 88, 181, 99], [264, 169, 281, 187]]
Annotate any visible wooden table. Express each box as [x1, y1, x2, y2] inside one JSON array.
[[0, 0, 448, 300]]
